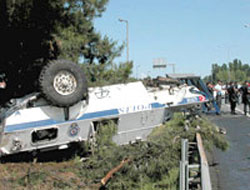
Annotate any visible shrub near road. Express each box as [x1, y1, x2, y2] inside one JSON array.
[[0, 113, 228, 190]]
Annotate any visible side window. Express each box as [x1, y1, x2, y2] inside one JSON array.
[[31, 128, 58, 144]]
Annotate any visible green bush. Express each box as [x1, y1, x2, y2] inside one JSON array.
[[76, 113, 228, 190]]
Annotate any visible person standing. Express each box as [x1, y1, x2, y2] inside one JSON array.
[[240, 81, 250, 115], [234, 81, 240, 104], [0, 81, 6, 89], [206, 81, 214, 96], [227, 82, 238, 114], [0, 78, 7, 116], [0, 73, 6, 90], [224, 82, 229, 104], [214, 80, 224, 109]]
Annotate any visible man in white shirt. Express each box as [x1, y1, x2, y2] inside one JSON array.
[[214, 80, 224, 109]]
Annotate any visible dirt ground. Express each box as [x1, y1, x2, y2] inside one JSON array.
[[0, 144, 100, 190]]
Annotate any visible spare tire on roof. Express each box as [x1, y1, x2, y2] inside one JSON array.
[[39, 59, 88, 107]]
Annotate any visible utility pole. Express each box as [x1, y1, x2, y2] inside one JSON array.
[[119, 18, 129, 63], [167, 63, 176, 73]]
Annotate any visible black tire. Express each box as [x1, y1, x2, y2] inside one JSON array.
[[39, 59, 88, 107]]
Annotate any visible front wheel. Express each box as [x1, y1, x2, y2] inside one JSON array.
[[39, 59, 88, 107]]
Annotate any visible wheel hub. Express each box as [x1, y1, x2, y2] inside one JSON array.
[[53, 71, 77, 96]]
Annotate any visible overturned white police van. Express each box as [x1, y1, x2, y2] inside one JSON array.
[[0, 60, 207, 157]]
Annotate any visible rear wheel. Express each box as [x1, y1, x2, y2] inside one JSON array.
[[39, 59, 88, 107]]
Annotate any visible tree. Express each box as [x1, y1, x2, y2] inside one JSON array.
[[211, 64, 220, 82], [0, 0, 64, 103], [0, 0, 128, 104], [205, 59, 250, 84], [82, 61, 134, 87], [216, 70, 230, 82]]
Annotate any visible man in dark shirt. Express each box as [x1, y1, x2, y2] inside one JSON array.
[[227, 81, 238, 114], [240, 81, 250, 115]]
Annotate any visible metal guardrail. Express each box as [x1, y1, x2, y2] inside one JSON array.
[[196, 133, 212, 190], [179, 139, 188, 190], [179, 134, 212, 190]]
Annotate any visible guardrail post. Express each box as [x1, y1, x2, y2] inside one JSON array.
[[179, 161, 185, 190], [180, 134, 212, 190], [180, 139, 188, 190]]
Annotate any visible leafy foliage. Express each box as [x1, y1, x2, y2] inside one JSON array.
[[75, 113, 228, 189], [204, 59, 250, 83], [0, 0, 129, 104], [82, 61, 135, 87]]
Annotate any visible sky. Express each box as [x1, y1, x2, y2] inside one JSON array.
[[94, 0, 250, 78]]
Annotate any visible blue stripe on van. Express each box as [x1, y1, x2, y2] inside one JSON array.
[[5, 108, 119, 133], [5, 119, 58, 133], [4, 103, 165, 133], [178, 97, 199, 105], [78, 109, 119, 120], [150, 102, 165, 108]]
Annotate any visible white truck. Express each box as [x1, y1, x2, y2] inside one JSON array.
[[0, 60, 207, 157]]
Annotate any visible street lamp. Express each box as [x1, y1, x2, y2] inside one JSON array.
[[167, 63, 176, 73], [118, 18, 129, 63]]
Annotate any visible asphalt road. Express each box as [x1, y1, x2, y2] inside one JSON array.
[[207, 103, 250, 190]]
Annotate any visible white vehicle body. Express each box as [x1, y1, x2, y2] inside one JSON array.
[[0, 81, 207, 157]]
